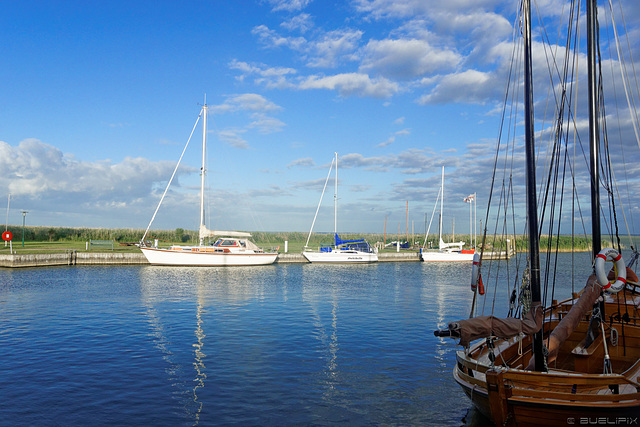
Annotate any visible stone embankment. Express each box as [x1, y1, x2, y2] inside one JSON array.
[[0, 251, 421, 268], [0, 252, 148, 268]]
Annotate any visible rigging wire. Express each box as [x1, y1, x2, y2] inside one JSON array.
[[141, 112, 202, 243], [304, 156, 335, 249]]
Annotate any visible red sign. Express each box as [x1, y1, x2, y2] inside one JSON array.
[[2, 231, 13, 241]]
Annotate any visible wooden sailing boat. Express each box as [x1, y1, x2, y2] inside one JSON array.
[[435, 0, 640, 424]]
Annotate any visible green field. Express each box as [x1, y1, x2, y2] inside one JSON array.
[[0, 225, 619, 254]]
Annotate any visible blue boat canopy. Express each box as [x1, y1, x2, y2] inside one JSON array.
[[335, 233, 365, 246]]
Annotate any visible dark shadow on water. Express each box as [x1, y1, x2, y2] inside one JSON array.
[[462, 407, 494, 427]]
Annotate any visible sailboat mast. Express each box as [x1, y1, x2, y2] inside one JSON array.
[[523, 0, 545, 372], [199, 103, 208, 245], [334, 152, 338, 236], [439, 166, 444, 245], [587, 0, 601, 256]]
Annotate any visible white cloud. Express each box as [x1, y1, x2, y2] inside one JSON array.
[[299, 73, 399, 98], [252, 24, 307, 51], [229, 60, 297, 89], [248, 113, 286, 134], [418, 69, 495, 104], [217, 129, 250, 149], [360, 38, 461, 79], [306, 29, 363, 68], [0, 139, 198, 227], [287, 157, 315, 168], [352, 0, 504, 19], [0, 139, 185, 198], [378, 137, 395, 147], [266, 0, 312, 12], [209, 94, 286, 144], [281, 13, 314, 33], [252, 25, 362, 69], [211, 93, 282, 114]]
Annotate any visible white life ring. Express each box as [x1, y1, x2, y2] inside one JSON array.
[[471, 252, 480, 292], [595, 248, 626, 294]]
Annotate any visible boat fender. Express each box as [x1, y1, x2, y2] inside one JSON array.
[[478, 275, 485, 295], [610, 327, 618, 346], [595, 248, 626, 294], [470, 253, 480, 292]]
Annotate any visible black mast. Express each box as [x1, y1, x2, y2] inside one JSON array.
[[587, 0, 601, 257], [523, 0, 545, 372]]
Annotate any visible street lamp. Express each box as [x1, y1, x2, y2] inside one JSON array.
[[21, 210, 28, 248]]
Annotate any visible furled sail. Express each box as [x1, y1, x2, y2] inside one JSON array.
[[436, 304, 542, 347], [334, 233, 364, 246], [199, 225, 252, 240]]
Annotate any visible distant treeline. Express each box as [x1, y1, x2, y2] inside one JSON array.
[[4, 226, 394, 246], [3, 225, 623, 252]]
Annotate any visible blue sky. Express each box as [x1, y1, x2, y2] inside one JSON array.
[[2, 0, 640, 237]]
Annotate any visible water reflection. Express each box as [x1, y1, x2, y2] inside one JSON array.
[[132, 262, 492, 425], [300, 264, 342, 399], [192, 284, 206, 425]]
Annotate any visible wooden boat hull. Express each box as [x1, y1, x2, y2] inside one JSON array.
[[456, 373, 638, 426], [450, 288, 640, 426], [454, 363, 640, 426]]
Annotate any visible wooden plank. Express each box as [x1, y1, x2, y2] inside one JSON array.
[[486, 370, 512, 427], [511, 387, 640, 402], [503, 370, 632, 386]]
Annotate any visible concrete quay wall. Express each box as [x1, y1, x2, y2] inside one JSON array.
[[0, 252, 149, 268], [379, 252, 421, 262], [0, 250, 422, 268]]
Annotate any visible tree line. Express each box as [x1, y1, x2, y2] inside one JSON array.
[[3, 225, 614, 252]]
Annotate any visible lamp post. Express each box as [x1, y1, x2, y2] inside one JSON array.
[[21, 210, 28, 248], [464, 194, 476, 248]]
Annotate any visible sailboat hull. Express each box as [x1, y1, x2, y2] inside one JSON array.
[[140, 247, 278, 266], [449, 288, 640, 426], [454, 362, 640, 426], [421, 251, 474, 262], [302, 250, 378, 263]]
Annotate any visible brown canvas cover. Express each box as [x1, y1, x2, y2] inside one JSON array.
[[448, 304, 542, 347]]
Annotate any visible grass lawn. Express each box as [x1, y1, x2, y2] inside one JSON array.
[[0, 241, 140, 253]]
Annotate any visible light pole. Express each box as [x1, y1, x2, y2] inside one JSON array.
[[21, 210, 28, 248], [464, 194, 476, 248]]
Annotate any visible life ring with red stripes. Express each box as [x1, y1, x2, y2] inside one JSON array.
[[595, 248, 626, 294], [471, 253, 480, 292]]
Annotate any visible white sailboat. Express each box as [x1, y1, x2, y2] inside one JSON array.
[[302, 153, 378, 263], [139, 102, 278, 266], [421, 166, 475, 262]]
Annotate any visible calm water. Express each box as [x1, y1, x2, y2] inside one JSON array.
[[0, 254, 596, 426]]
